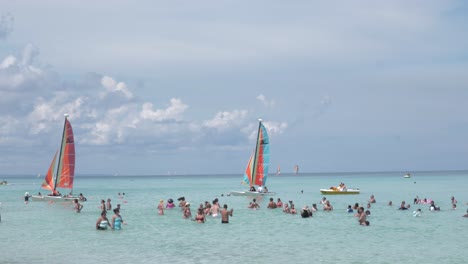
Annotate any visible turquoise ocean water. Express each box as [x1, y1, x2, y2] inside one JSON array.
[[1, 171, 467, 264]]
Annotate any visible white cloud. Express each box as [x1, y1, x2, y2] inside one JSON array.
[[101, 75, 133, 99], [0, 13, 14, 40], [140, 98, 188, 122], [0, 55, 16, 69], [203, 110, 248, 129], [243, 120, 288, 141], [256, 94, 275, 107]]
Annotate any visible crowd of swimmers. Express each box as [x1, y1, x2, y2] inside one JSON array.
[[19, 189, 468, 230]]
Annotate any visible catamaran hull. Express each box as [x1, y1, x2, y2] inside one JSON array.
[[30, 195, 79, 202], [229, 191, 276, 196], [320, 189, 360, 195]]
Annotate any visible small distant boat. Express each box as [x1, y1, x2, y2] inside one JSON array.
[[404, 173, 411, 178], [294, 164, 299, 175], [0, 180, 7, 185], [31, 114, 79, 202], [230, 119, 275, 196], [320, 188, 360, 195]]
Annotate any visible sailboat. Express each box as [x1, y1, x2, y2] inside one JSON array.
[[229, 119, 275, 196], [31, 114, 78, 202], [294, 164, 299, 175]]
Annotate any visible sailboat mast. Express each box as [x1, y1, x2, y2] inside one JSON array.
[[251, 119, 262, 187], [53, 114, 68, 192]]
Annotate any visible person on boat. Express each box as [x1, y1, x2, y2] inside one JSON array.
[[257, 186, 264, 193], [106, 198, 112, 211], [221, 204, 233, 224], [263, 186, 269, 193], [73, 199, 83, 213], [157, 199, 164, 215], [195, 208, 206, 223], [249, 186, 256, 192], [79, 193, 87, 202], [24, 192, 31, 204], [276, 198, 283, 208], [111, 208, 125, 230], [347, 205, 354, 213], [166, 198, 175, 209], [96, 210, 112, 230], [183, 203, 192, 219], [369, 195, 376, 203]]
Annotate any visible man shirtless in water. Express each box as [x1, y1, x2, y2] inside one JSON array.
[[221, 204, 233, 224]]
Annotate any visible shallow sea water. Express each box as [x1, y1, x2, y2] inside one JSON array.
[[1, 171, 467, 264]]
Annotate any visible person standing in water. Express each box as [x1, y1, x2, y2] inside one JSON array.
[[73, 199, 83, 213], [106, 198, 112, 211], [111, 208, 125, 230], [157, 199, 164, 215], [24, 192, 31, 204], [96, 210, 112, 230], [221, 204, 233, 224]]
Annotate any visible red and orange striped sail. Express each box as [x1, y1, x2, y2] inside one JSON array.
[[41, 115, 75, 192], [41, 151, 57, 191], [56, 118, 75, 189]]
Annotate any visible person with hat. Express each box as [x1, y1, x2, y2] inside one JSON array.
[[183, 202, 192, 219], [166, 198, 175, 209]]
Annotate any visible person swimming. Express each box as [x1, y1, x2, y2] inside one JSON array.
[[413, 208, 422, 217]]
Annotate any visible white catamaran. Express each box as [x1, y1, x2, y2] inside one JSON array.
[[31, 114, 79, 202], [230, 119, 275, 196]]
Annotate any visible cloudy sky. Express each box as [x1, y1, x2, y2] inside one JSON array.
[[1, 1, 468, 175]]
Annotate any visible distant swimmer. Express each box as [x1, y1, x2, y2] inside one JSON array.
[[413, 209, 422, 217]]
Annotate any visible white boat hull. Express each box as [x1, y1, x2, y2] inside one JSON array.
[[229, 191, 276, 196], [31, 195, 79, 202], [320, 189, 360, 195]]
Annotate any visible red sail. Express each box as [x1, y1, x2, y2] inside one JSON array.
[[56, 119, 75, 189], [41, 151, 57, 191]]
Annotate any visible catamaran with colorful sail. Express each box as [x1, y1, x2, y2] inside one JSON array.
[[31, 114, 79, 202], [229, 119, 275, 196]]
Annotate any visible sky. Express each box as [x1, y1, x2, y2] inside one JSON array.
[[1, 1, 468, 175]]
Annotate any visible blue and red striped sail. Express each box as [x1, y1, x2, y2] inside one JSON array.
[[41, 115, 75, 192], [242, 120, 270, 187]]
